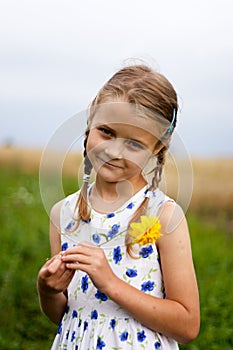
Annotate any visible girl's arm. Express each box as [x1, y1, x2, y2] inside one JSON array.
[[62, 202, 200, 343], [37, 201, 75, 325], [107, 202, 200, 343]]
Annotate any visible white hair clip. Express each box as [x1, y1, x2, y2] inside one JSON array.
[[144, 190, 155, 199], [83, 174, 91, 183]]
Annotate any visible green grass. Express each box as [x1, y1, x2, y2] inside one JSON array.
[[180, 213, 233, 350], [0, 166, 232, 349]]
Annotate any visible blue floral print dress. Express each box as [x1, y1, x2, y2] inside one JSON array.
[[51, 185, 179, 350]]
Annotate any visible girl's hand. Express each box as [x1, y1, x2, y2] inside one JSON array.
[[61, 242, 117, 293], [38, 254, 75, 295]]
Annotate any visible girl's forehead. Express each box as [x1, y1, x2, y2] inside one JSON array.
[[89, 102, 169, 138]]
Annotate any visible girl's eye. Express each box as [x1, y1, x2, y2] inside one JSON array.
[[98, 127, 113, 136], [125, 139, 146, 151]]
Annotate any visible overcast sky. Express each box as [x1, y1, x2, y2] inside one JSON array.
[[1, 0, 233, 157]]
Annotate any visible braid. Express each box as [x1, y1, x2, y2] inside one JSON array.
[[126, 146, 168, 256], [83, 129, 92, 175], [125, 196, 149, 256], [74, 129, 93, 223], [152, 146, 167, 189]]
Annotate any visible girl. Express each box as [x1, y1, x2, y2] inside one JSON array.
[[37, 64, 200, 349]]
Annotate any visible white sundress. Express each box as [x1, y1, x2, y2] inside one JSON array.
[[51, 185, 179, 350]]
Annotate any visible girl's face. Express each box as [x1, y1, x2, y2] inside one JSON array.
[[86, 102, 161, 186]]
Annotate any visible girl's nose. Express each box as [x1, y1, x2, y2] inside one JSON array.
[[104, 139, 124, 159]]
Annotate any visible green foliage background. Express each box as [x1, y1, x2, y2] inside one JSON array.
[[0, 166, 232, 349]]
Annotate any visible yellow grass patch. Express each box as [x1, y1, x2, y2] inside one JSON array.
[[0, 146, 232, 214], [0, 146, 83, 176]]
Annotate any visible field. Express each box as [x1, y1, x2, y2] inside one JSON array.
[[0, 147, 232, 349]]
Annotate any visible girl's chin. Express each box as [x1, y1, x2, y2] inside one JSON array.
[[96, 173, 123, 184]]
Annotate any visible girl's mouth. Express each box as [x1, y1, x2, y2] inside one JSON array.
[[98, 157, 123, 169]]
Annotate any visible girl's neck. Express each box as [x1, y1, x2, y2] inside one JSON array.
[[89, 176, 147, 214]]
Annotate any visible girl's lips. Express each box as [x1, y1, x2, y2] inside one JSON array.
[[105, 162, 121, 168], [98, 157, 123, 169]]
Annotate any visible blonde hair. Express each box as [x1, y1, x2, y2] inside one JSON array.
[[75, 64, 178, 254]]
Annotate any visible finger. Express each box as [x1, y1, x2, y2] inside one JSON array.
[[58, 268, 75, 285], [42, 256, 63, 277], [40, 263, 75, 293], [42, 269, 75, 294], [65, 261, 90, 272], [62, 242, 97, 256], [62, 253, 92, 265], [43, 254, 59, 267]]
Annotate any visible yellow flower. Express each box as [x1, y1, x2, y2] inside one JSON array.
[[129, 215, 162, 246]]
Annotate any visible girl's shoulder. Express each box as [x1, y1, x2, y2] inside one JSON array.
[[147, 188, 185, 234], [50, 191, 79, 228], [147, 188, 175, 215]]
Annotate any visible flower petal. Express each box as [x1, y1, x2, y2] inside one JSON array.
[[129, 215, 162, 246]]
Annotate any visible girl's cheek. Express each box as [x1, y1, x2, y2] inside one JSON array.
[[125, 152, 151, 168]]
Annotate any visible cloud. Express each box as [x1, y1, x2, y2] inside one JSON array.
[[1, 0, 233, 155]]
